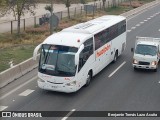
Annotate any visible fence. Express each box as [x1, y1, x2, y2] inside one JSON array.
[[0, 0, 127, 34]]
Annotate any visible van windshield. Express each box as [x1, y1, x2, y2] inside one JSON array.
[[39, 44, 78, 77], [135, 44, 157, 56]]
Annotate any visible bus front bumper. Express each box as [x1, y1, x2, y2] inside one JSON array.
[[37, 79, 78, 93]]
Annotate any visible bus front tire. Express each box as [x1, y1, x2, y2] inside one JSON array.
[[85, 72, 92, 87]]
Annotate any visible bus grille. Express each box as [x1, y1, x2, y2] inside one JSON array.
[[138, 61, 150, 65]]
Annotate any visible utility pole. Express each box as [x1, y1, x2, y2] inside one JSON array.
[[50, 0, 53, 35]]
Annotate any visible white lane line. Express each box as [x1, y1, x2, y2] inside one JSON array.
[[131, 27, 136, 30], [19, 89, 35, 96], [62, 109, 76, 120], [108, 61, 126, 78], [140, 22, 144, 24], [147, 18, 151, 20], [136, 24, 140, 27], [150, 15, 154, 18], [159, 29, 160, 32], [144, 19, 148, 22], [159, 81, 160, 84], [0, 76, 37, 100], [127, 9, 147, 20], [0, 106, 8, 111], [127, 30, 131, 32]]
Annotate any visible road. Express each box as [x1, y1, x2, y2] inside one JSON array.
[[0, 3, 160, 120]]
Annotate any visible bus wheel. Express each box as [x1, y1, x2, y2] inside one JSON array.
[[113, 51, 118, 63], [85, 71, 92, 87]]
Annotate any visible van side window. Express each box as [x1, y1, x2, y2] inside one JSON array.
[[78, 38, 93, 72]]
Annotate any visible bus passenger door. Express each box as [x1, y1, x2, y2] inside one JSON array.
[[76, 37, 95, 86]]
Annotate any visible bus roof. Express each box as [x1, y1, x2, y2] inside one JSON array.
[[42, 15, 126, 48]]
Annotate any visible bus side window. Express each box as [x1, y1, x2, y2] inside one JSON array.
[[78, 51, 84, 72], [78, 38, 93, 72]]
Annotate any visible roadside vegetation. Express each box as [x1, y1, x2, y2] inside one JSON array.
[[0, 0, 155, 72]]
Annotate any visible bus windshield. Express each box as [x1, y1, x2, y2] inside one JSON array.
[[135, 44, 157, 56], [39, 44, 78, 77]]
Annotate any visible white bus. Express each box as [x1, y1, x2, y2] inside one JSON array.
[[33, 15, 127, 93]]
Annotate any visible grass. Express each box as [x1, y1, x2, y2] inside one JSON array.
[[0, 45, 35, 72], [0, 0, 154, 72], [105, 6, 133, 15]]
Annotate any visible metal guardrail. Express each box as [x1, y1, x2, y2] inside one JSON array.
[[0, 0, 160, 88]]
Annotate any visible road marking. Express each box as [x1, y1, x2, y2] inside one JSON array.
[[127, 9, 147, 20], [127, 30, 131, 32], [108, 61, 126, 78], [140, 22, 144, 24], [159, 29, 160, 32], [147, 18, 151, 20], [153, 13, 157, 16], [0, 106, 8, 111], [131, 27, 136, 30], [136, 24, 140, 27], [0, 76, 37, 100], [159, 81, 160, 84], [19, 89, 35, 96], [150, 15, 154, 18], [144, 19, 148, 22], [61, 109, 76, 120]]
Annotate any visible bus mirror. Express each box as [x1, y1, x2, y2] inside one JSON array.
[[131, 48, 134, 52], [33, 44, 42, 60], [75, 44, 84, 65]]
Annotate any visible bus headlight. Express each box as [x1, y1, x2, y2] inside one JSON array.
[[66, 81, 76, 86], [38, 79, 45, 82], [151, 61, 157, 66], [133, 59, 138, 64]]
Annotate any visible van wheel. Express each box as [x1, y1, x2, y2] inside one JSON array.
[[113, 51, 118, 63], [85, 71, 92, 87], [154, 65, 158, 72], [154, 68, 157, 72], [134, 67, 137, 71]]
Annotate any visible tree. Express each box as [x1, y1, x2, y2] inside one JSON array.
[[45, 0, 54, 35], [64, 0, 71, 19], [112, 0, 116, 7], [0, 0, 37, 35], [102, 0, 106, 10], [80, 0, 87, 4], [129, 0, 132, 8]]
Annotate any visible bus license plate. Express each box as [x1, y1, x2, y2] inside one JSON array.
[[52, 85, 58, 89]]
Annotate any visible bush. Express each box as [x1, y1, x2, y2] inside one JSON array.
[[26, 24, 49, 34]]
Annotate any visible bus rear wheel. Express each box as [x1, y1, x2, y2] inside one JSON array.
[[85, 71, 92, 87]]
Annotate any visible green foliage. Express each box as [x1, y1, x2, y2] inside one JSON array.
[[64, 0, 71, 7], [45, 5, 53, 13], [80, 0, 87, 4], [0, 0, 38, 34], [0, 45, 35, 72]]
